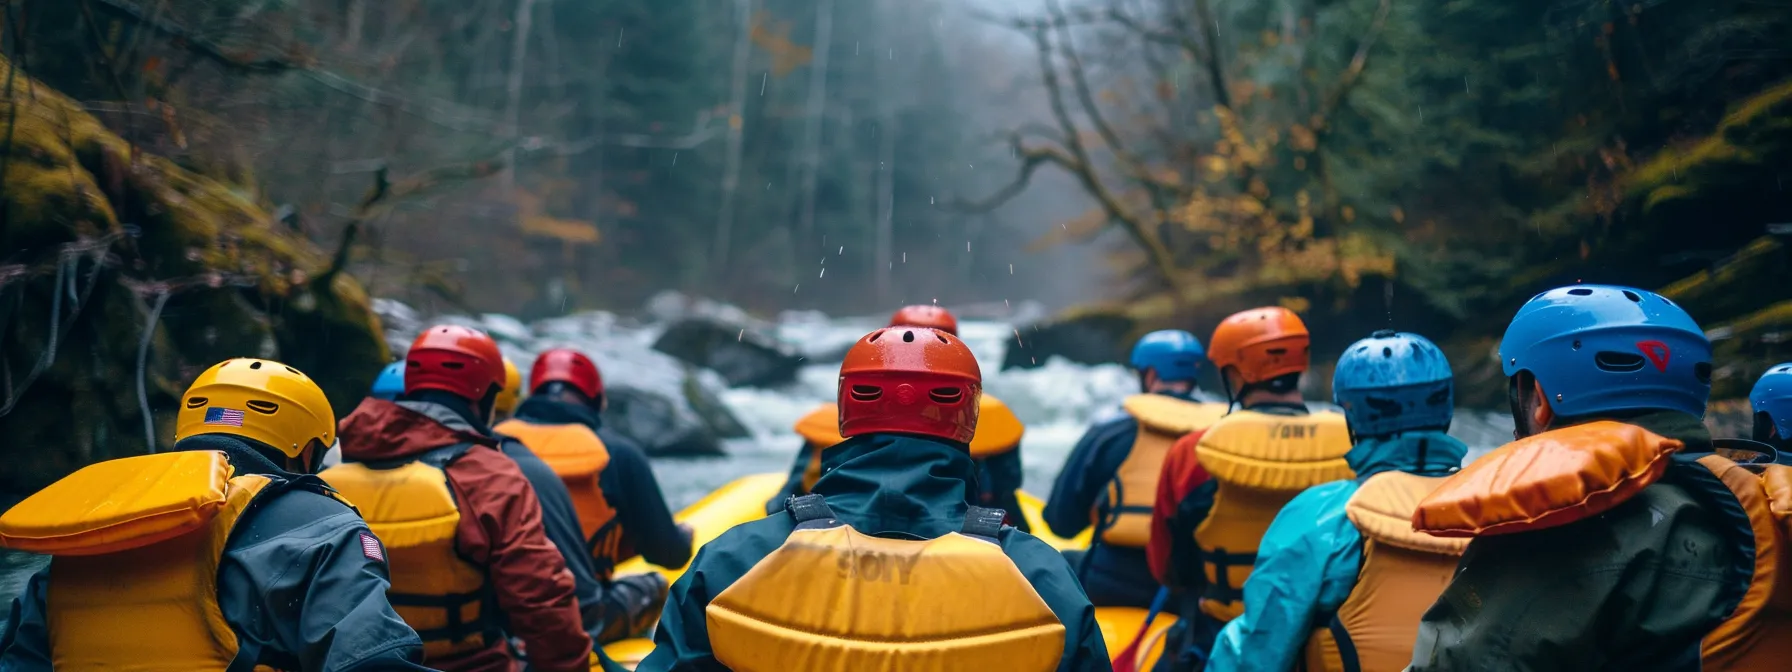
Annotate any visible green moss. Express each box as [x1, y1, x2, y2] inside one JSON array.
[[1625, 79, 1792, 211], [0, 56, 387, 497]]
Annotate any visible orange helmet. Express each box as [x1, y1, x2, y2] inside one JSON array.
[[838, 327, 982, 443], [405, 324, 506, 401], [889, 305, 959, 335], [1208, 307, 1311, 385]]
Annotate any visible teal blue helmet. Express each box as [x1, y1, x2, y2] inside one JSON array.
[[1130, 330, 1206, 383], [370, 361, 405, 401], [1333, 330, 1454, 437], [1752, 363, 1792, 442]]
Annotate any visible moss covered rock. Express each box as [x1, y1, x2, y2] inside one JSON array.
[[0, 57, 387, 498]]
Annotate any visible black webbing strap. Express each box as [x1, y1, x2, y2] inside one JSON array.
[[961, 506, 1007, 543], [785, 494, 842, 530], [1327, 613, 1362, 672], [1199, 547, 1258, 604], [388, 589, 499, 643]]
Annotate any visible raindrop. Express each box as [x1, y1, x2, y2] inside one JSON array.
[[888, 49, 894, 60], [838, 246, 844, 254], [760, 72, 768, 96], [966, 241, 972, 252], [819, 268, 826, 278], [1013, 329, 1024, 346], [671, 152, 678, 166], [930, 196, 935, 204], [737, 329, 744, 342], [855, 41, 860, 55], [1004, 299, 1010, 307], [1009, 264, 1014, 275], [617, 27, 625, 48], [902, 252, 907, 263], [793, 284, 801, 293]]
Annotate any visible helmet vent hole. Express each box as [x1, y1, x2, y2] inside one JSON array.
[[245, 400, 279, 414], [902, 330, 916, 343], [1622, 290, 1642, 302], [1695, 362, 1712, 384], [186, 397, 208, 408], [1567, 288, 1594, 296], [936, 333, 949, 344], [249, 361, 262, 370], [1266, 348, 1287, 356], [929, 387, 963, 404], [1572, 340, 1582, 350], [285, 366, 299, 374], [443, 362, 465, 369], [1381, 347, 1393, 358], [868, 331, 883, 343], [1372, 329, 1396, 338], [850, 385, 882, 402], [1594, 351, 1646, 373]]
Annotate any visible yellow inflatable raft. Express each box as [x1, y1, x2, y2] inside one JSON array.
[[599, 474, 1097, 668]]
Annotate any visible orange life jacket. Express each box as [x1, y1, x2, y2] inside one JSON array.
[[1301, 471, 1468, 672], [321, 444, 500, 660], [1094, 395, 1228, 548], [706, 496, 1065, 671], [0, 451, 286, 671], [791, 395, 1028, 493], [1191, 410, 1353, 621], [1413, 422, 1792, 671], [494, 418, 627, 577]]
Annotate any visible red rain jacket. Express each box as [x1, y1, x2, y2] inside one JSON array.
[[1148, 429, 1213, 587], [338, 398, 592, 672]]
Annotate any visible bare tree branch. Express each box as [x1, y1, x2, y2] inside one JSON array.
[[1314, 0, 1395, 133]]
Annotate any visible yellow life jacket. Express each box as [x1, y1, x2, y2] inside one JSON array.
[[790, 396, 1028, 494], [320, 444, 499, 660], [706, 496, 1065, 672], [1093, 395, 1228, 548], [0, 451, 279, 671], [1301, 471, 1468, 672], [494, 418, 626, 576], [1192, 410, 1353, 621]]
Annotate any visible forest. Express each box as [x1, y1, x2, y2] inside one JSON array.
[[2, 0, 1790, 493]]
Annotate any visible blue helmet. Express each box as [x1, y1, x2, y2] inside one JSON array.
[[1751, 363, 1792, 441], [1131, 330, 1206, 382], [370, 361, 406, 401], [1501, 285, 1711, 419], [1333, 330, 1455, 437]]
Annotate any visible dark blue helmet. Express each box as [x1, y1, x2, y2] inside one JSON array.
[[1333, 330, 1454, 437], [370, 361, 405, 401], [1130, 330, 1206, 383], [1500, 285, 1710, 419], [1751, 363, 1792, 442]]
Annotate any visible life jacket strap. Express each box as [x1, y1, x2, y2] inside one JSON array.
[[387, 588, 501, 644], [961, 506, 1007, 543], [1199, 547, 1257, 604], [785, 494, 842, 530]]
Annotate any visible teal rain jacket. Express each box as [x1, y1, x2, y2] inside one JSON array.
[[1206, 430, 1467, 672], [636, 433, 1110, 671]]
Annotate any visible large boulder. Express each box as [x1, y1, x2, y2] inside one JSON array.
[[0, 56, 387, 499], [374, 302, 748, 457], [652, 318, 805, 388]]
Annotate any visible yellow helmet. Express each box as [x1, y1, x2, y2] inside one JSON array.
[[494, 357, 523, 416], [175, 358, 336, 458]]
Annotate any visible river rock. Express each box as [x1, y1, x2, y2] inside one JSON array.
[[1002, 309, 1138, 371], [652, 318, 805, 388], [373, 303, 747, 457]]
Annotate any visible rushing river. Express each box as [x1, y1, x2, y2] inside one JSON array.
[[0, 302, 1515, 629]]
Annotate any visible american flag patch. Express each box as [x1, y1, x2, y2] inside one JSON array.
[[360, 532, 385, 562], [203, 407, 246, 427]]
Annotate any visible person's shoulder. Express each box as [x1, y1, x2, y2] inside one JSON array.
[[232, 481, 365, 549]]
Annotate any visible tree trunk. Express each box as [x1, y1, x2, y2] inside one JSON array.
[[713, 0, 755, 292], [501, 0, 538, 192], [795, 0, 834, 265]]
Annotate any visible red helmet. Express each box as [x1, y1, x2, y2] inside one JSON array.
[[530, 348, 604, 398], [405, 325, 506, 401], [888, 305, 959, 336], [838, 327, 982, 443], [1208, 307, 1311, 385]]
